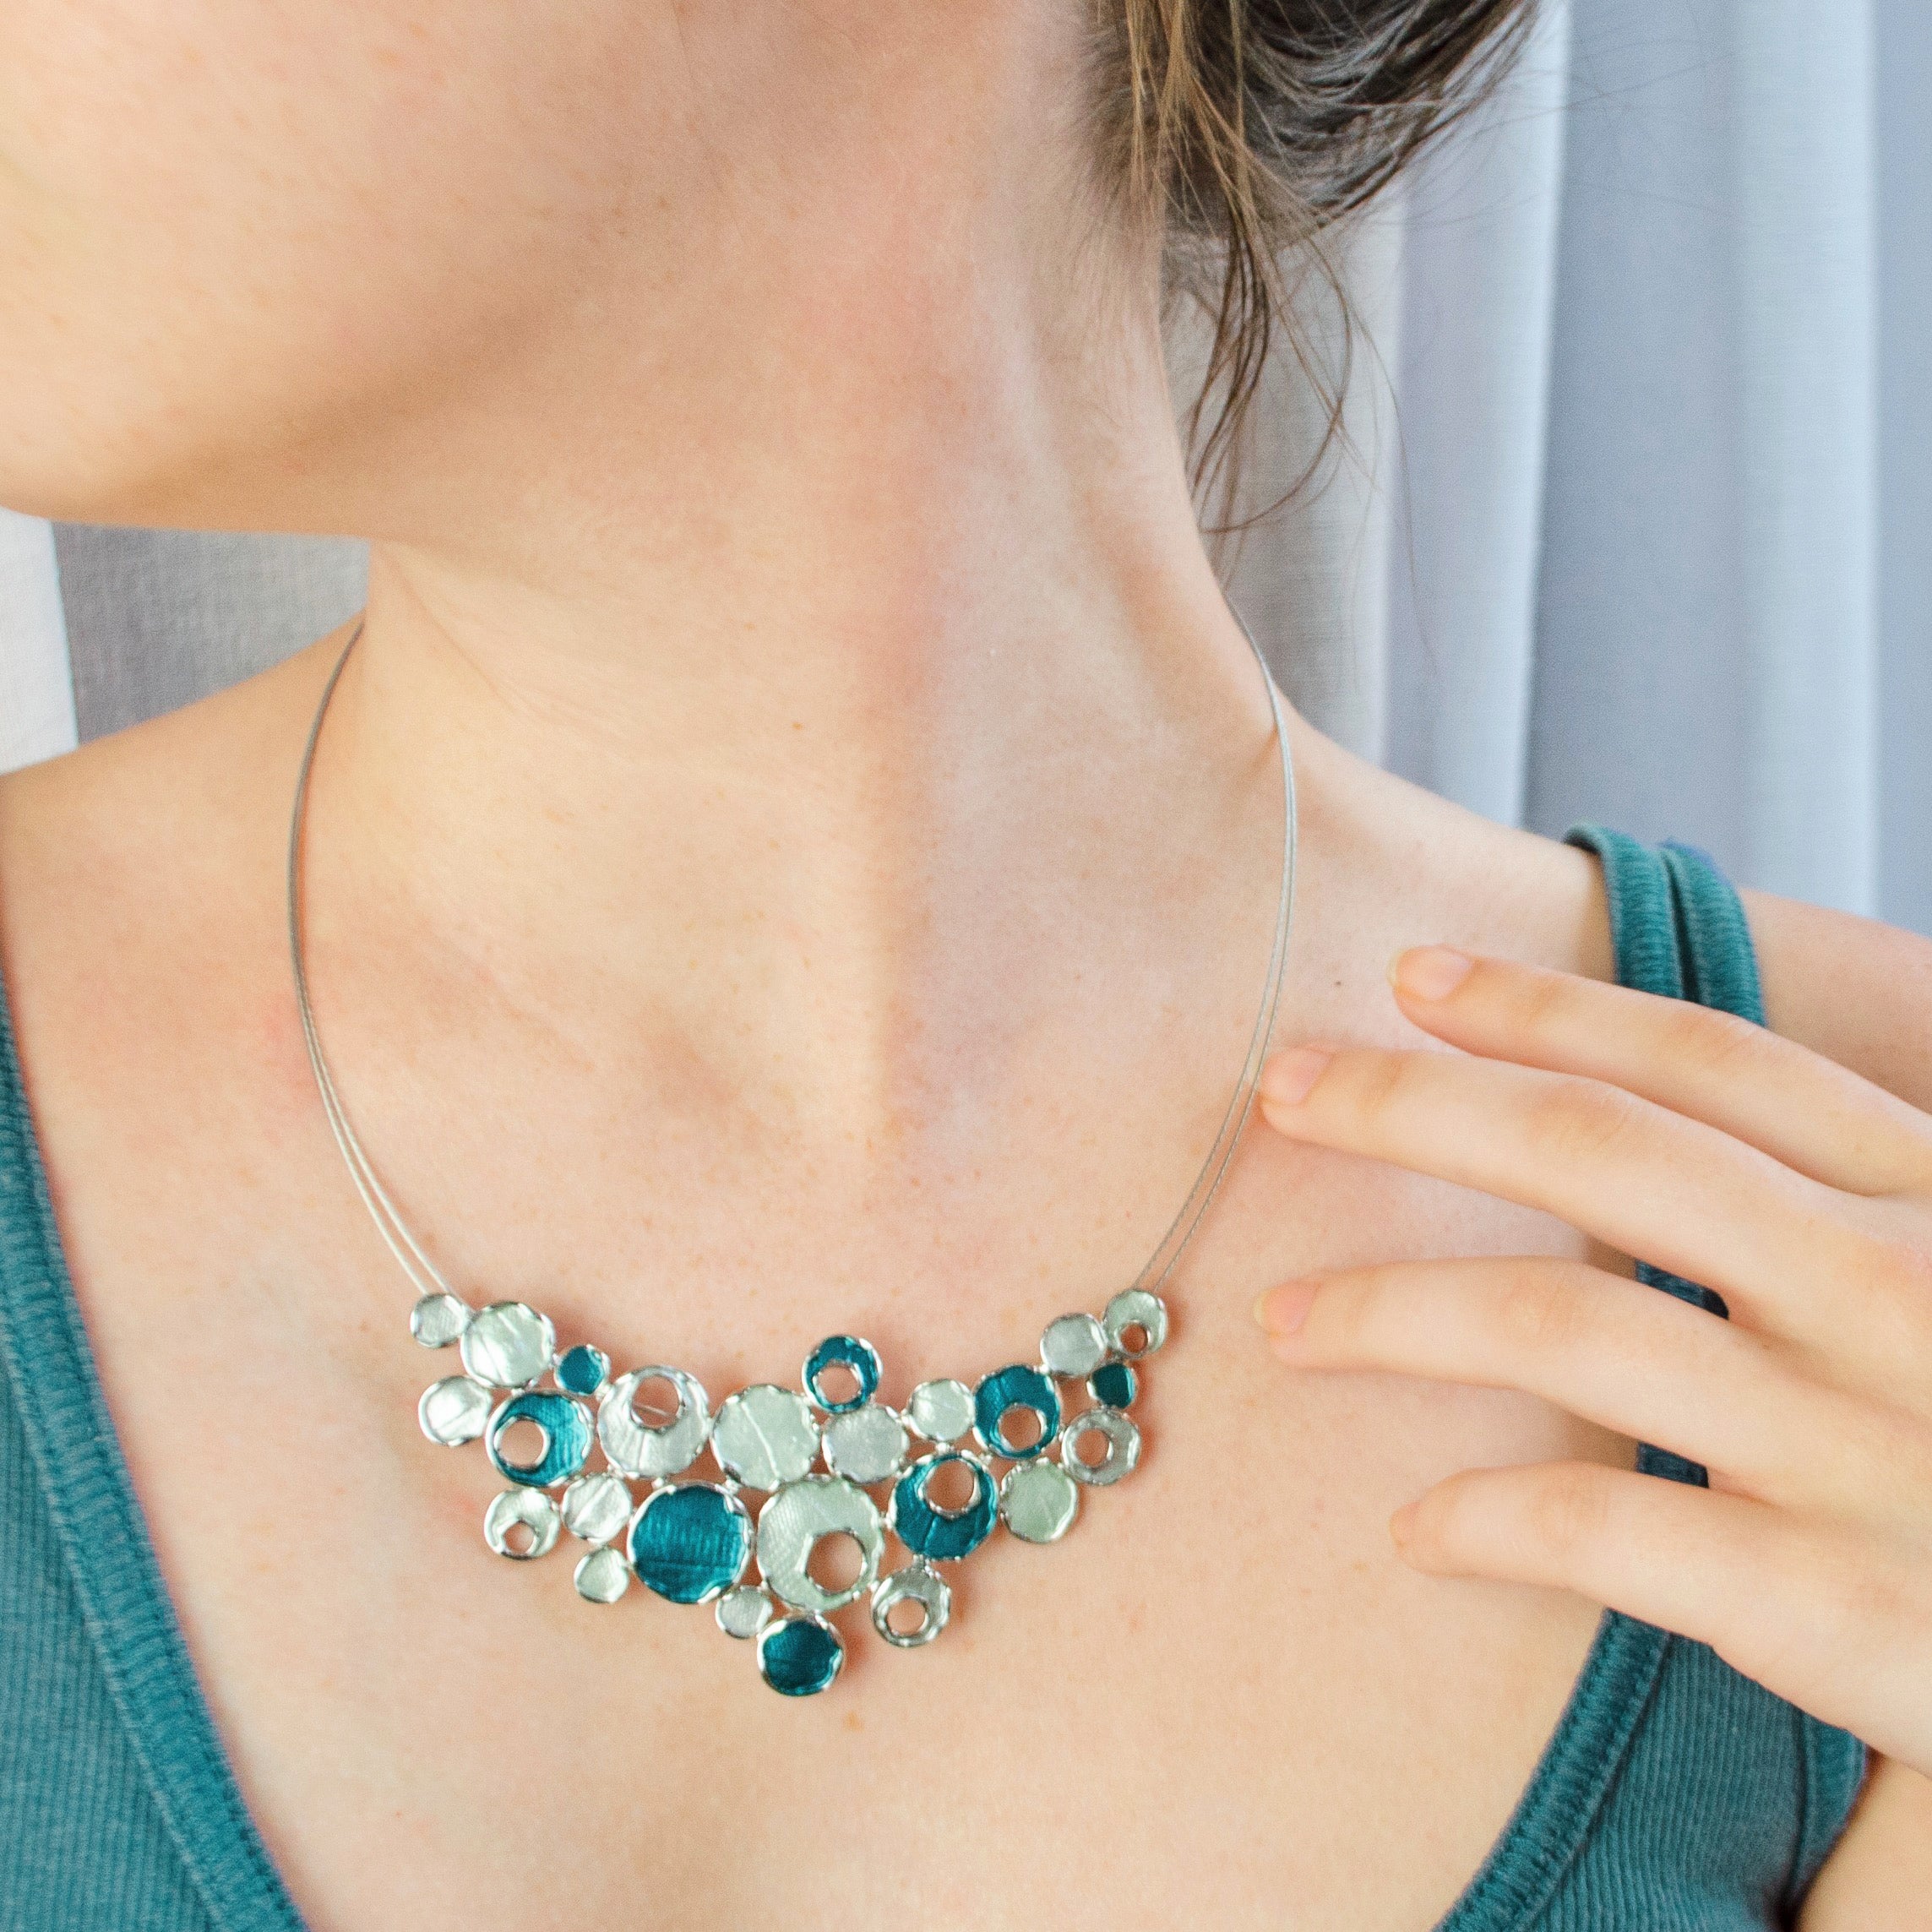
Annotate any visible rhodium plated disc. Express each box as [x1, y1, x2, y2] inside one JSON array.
[[906, 1378, 974, 1445], [484, 1486, 560, 1560], [870, 1561, 950, 1648], [1102, 1289, 1168, 1361], [1061, 1407, 1140, 1487], [574, 1544, 631, 1603], [460, 1301, 557, 1389], [711, 1384, 822, 1491], [418, 1374, 493, 1447], [597, 1366, 711, 1480], [756, 1476, 884, 1614], [410, 1293, 471, 1348], [1039, 1312, 1107, 1380], [821, 1403, 908, 1485], [999, 1457, 1080, 1543], [560, 1470, 634, 1544]]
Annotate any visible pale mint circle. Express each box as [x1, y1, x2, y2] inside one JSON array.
[[999, 1457, 1080, 1543], [1039, 1312, 1107, 1379], [560, 1471, 634, 1544], [906, 1378, 974, 1444], [711, 1384, 821, 1490], [573, 1545, 631, 1603], [410, 1292, 471, 1349], [821, 1404, 908, 1484], [460, 1300, 556, 1389], [418, 1374, 492, 1446], [715, 1584, 775, 1641]]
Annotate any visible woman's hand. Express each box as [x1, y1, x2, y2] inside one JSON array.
[[1251, 946, 1932, 1777]]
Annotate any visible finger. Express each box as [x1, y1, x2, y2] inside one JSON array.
[[1388, 947, 1932, 1199], [1391, 1458, 1932, 1767], [1255, 1258, 1899, 1516], [1257, 1043, 1874, 1342]]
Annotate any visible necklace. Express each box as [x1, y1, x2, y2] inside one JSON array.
[[287, 607, 1297, 1696]]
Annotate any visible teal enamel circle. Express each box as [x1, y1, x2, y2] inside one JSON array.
[[972, 1363, 1060, 1461], [555, 1344, 609, 1396], [803, 1335, 881, 1413], [1088, 1360, 1137, 1410], [888, 1451, 997, 1562], [628, 1483, 752, 1603], [485, 1390, 593, 1489], [757, 1613, 845, 1696]]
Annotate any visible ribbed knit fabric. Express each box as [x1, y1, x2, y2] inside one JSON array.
[[0, 829, 1867, 1930]]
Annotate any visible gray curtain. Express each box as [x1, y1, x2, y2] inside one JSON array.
[[4, 0, 1928, 933]]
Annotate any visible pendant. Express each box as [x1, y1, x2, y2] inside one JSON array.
[[410, 1288, 1165, 1695]]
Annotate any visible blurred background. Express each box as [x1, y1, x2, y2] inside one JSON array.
[[3, 0, 1928, 932]]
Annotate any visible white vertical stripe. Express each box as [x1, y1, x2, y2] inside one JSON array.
[[0, 509, 78, 774]]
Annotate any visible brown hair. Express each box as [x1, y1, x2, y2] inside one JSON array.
[[1090, 0, 1537, 529]]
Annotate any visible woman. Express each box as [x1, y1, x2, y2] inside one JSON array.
[[0, 0, 1927, 1925]]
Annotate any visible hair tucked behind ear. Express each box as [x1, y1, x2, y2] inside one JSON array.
[[1089, 0, 1536, 530]]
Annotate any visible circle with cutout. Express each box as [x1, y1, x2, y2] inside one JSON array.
[[871, 1561, 951, 1648], [888, 1450, 998, 1562], [972, 1363, 1060, 1461], [1102, 1289, 1167, 1362], [756, 1475, 884, 1614], [484, 1486, 560, 1561], [597, 1365, 711, 1480], [486, 1390, 593, 1490], [802, 1335, 882, 1414], [1060, 1407, 1141, 1487]]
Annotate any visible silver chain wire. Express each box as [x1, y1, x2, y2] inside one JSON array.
[[287, 605, 1298, 1312]]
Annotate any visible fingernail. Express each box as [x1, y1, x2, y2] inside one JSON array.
[[1252, 1281, 1318, 1336], [1260, 1046, 1333, 1107], [1390, 946, 1474, 1002]]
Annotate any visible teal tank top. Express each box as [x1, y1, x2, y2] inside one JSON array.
[[0, 827, 1867, 1929]]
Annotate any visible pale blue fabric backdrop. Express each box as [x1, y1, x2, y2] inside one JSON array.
[[3, 0, 1928, 933]]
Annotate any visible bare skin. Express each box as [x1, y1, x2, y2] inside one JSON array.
[[1, 0, 1927, 1924]]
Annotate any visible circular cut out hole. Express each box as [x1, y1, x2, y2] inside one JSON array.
[[806, 1531, 863, 1594], [888, 1596, 928, 1637], [814, 1361, 860, 1407], [999, 1403, 1044, 1450], [629, 1374, 682, 1429], [925, 1457, 977, 1514], [497, 1416, 550, 1470], [1073, 1427, 1109, 1469], [1118, 1322, 1149, 1354], [504, 1518, 535, 1555]]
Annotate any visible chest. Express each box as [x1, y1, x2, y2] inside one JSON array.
[[57, 1117, 1628, 1932]]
